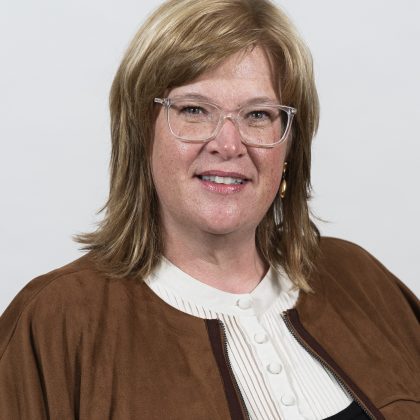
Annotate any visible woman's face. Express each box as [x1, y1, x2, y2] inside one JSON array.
[[152, 47, 288, 239]]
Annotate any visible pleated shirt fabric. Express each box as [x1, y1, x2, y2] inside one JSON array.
[[145, 259, 353, 420]]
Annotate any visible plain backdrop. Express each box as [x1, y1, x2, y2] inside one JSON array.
[[1, 0, 419, 315]]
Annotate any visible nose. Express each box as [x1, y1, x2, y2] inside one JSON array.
[[206, 116, 247, 159]]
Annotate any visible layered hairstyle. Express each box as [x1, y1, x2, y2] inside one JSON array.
[[76, 0, 320, 291]]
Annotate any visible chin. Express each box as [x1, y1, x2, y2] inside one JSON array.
[[197, 214, 254, 236], [201, 225, 241, 236]]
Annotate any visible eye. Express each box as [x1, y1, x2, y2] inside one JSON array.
[[244, 107, 277, 126], [248, 110, 271, 120], [172, 102, 214, 121], [180, 105, 206, 115]]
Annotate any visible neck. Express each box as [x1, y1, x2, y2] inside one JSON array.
[[162, 224, 267, 294]]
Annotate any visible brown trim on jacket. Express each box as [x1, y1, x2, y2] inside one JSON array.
[[205, 320, 248, 420]]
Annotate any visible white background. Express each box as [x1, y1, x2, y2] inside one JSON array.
[[1, 0, 419, 315]]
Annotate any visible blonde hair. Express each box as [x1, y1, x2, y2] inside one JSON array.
[[76, 0, 320, 292]]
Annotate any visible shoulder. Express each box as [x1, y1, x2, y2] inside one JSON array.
[[316, 236, 398, 283], [318, 236, 382, 268], [0, 253, 147, 359], [1, 254, 105, 323], [313, 236, 419, 318]]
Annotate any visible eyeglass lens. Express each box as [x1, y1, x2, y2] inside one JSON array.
[[167, 99, 289, 145]]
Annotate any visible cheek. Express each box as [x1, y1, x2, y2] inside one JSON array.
[[254, 147, 286, 192], [151, 115, 181, 194], [151, 116, 200, 188]]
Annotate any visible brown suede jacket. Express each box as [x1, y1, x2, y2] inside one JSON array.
[[0, 238, 419, 419]]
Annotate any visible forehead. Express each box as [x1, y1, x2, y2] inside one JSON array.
[[169, 47, 279, 105]]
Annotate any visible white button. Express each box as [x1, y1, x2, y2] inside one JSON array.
[[254, 332, 268, 344], [267, 362, 282, 374], [236, 296, 252, 310], [281, 394, 296, 406]]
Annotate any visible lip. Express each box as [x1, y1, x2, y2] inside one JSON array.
[[196, 170, 250, 180], [195, 170, 249, 194]]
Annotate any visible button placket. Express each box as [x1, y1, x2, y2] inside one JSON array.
[[240, 317, 286, 375], [237, 316, 301, 418]]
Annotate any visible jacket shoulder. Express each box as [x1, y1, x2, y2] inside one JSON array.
[[315, 236, 419, 318], [0, 253, 114, 359], [318, 236, 381, 264], [318, 236, 400, 281]]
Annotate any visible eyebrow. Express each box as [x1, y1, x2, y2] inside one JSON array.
[[168, 93, 280, 107], [246, 96, 280, 105]]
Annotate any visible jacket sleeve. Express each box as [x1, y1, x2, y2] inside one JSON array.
[[0, 274, 81, 419]]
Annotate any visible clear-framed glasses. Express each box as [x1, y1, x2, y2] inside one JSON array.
[[154, 97, 296, 148]]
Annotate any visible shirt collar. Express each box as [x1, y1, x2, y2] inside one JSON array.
[[148, 257, 296, 317]]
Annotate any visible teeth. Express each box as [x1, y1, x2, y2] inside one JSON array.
[[201, 175, 244, 185]]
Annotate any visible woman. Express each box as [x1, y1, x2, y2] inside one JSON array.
[[0, 0, 418, 419]]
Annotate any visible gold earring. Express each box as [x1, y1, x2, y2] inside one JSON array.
[[280, 162, 288, 199]]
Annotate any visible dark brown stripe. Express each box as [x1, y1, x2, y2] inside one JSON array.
[[205, 319, 247, 420], [286, 309, 384, 420]]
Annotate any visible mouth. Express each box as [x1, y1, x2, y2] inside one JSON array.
[[196, 170, 250, 187], [198, 175, 246, 185]]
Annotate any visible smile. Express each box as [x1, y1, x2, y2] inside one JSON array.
[[199, 175, 245, 185]]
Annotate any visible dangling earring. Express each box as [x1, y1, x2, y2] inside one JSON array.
[[280, 162, 288, 199]]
